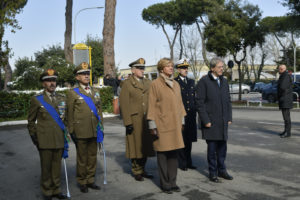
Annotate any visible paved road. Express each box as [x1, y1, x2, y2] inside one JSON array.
[[0, 109, 300, 200]]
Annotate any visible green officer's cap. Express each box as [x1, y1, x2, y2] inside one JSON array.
[[40, 69, 58, 81], [74, 62, 91, 75], [129, 58, 146, 68]]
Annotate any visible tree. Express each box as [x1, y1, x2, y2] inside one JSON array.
[[142, 1, 182, 61], [176, 0, 224, 66], [102, 0, 116, 77], [204, 0, 265, 100], [282, 0, 300, 15], [64, 0, 73, 63], [34, 45, 75, 86], [260, 16, 300, 68], [85, 35, 104, 82], [0, 0, 27, 90]]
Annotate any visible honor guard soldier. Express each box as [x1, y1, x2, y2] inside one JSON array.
[[67, 62, 103, 193], [27, 69, 68, 200], [119, 58, 155, 181], [174, 59, 198, 171]]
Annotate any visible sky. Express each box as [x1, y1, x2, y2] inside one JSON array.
[[4, 0, 289, 70]]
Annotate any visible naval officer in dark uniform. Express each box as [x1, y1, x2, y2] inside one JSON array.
[[174, 58, 198, 171]]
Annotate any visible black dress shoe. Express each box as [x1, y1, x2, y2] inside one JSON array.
[[187, 165, 197, 169], [279, 131, 286, 136], [218, 172, 233, 180], [179, 167, 188, 171], [141, 172, 154, 179], [79, 184, 88, 193], [87, 183, 101, 190], [44, 195, 52, 200], [171, 186, 181, 192], [280, 134, 291, 138], [209, 175, 221, 183], [161, 188, 173, 194], [134, 174, 144, 181], [52, 193, 67, 199]]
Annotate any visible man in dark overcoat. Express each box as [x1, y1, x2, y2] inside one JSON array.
[[119, 58, 155, 181], [277, 64, 293, 138], [67, 62, 103, 193], [174, 58, 197, 171], [195, 57, 233, 183], [27, 69, 67, 200]]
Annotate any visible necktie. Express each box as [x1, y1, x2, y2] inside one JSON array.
[[50, 93, 56, 103], [217, 78, 220, 87], [184, 78, 187, 84]]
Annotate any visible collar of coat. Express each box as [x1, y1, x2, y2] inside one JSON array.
[[129, 75, 145, 90], [208, 71, 224, 82]]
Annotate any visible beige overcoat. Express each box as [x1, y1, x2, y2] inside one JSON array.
[[147, 76, 186, 152], [119, 76, 155, 158]]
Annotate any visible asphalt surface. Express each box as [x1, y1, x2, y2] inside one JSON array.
[[0, 109, 300, 200]]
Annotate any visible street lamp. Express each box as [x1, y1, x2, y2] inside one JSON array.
[[73, 6, 104, 43]]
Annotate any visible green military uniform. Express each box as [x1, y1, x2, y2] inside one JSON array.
[[119, 58, 155, 177], [67, 63, 103, 186], [27, 69, 66, 197]]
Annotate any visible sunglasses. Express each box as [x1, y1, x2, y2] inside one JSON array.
[[178, 66, 188, 69]]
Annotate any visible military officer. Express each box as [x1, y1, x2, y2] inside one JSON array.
[[66, 62, 103, 193], [27, 69, 67, 200], [119, 58, 155, 181], [174, 58, 198, 171]]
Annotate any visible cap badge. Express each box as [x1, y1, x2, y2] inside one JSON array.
[[139, 58, 145, 64], [47, 69, 54, 76], [81, 62, 89, 69]]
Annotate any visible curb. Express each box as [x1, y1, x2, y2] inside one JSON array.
[[0, 112, 119, 127], [232, 106, 300, 112]]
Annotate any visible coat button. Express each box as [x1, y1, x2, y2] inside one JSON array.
[[187, 101, 189, 103]]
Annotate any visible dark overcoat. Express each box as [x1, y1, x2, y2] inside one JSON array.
[[195, 71, 232, 140], [277, 71, 293, 109], [174, 76, 197, 142], [119, 76, 155, 158]]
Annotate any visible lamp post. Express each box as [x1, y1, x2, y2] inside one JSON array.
[[73, 6, 104, 43]]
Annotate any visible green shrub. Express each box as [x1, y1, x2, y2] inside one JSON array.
[[0, 87, 114, 121]]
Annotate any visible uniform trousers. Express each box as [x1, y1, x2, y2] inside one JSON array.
[[157, 150, 178, 190], [39, 149, 63, 196], [178, 136, 192, 169], [76, 137, 97, 185], [131, 158, 147, 175], [206, 140, 227, 176], [281, 108, 291, 135]]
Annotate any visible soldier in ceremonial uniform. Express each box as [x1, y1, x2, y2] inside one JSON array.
[[27, 69, 67, 200], [174, 59, 198, 171], [67, 62, 103, 193], [119, 58, 155, 181]]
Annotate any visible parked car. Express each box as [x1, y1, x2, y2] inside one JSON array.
[[253, 82, 267, 93], [229, 83, 250, 94], [262, 82, 300, 103]]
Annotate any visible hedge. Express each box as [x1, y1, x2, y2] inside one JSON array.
[[0, 86, 114, 121]]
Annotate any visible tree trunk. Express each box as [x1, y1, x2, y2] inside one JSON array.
[[103, 0, 116, 77], [179, 25, 183, 60], [3, 58, 12, 91], [64, 0, 73, 64], [195, 21, 209, 67]]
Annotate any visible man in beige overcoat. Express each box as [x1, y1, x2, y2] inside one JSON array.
[[119, 58, 155, 181], [67, 62, 103, 193], [27, 69, 67, 200]]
